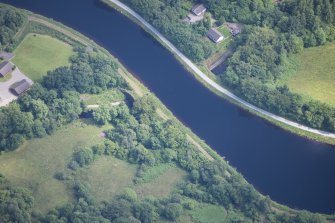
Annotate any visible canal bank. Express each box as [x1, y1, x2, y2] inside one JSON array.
[[101, 0, 335, 145]]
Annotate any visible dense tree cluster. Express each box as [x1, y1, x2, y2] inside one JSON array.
[[0, 175, 34, 223], [0, 6, 25, 50], [122, 0, 216, 62], [43, 48, 126, 94]]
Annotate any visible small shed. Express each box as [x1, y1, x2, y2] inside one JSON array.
[[0, 61, 13, 77], [207, 29, 224, 43], [10, 79, 31, 95], [191, 4, 206, 16], [226, 23, 242, 36]]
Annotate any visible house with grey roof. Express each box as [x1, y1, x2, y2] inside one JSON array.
[[10, 79, 31, 95], [191, 4, 206, 16], [0, 61, 13, 77], [207, 28, 224, 43]]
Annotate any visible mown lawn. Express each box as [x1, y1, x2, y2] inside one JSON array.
[[0, 121, 104, 213], [285, 42, 335, 106], [217, 25, 231, 38], [12, 33, 74, 81]]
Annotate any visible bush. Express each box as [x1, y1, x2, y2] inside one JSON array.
[[72, 146, 94, 167]]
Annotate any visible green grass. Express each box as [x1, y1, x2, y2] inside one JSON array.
[[139, 163, 175, 184], [217, 25, 231, 38], [0, 120, 105, 213], [76, 156, 136, 202], [283, 42, 335, 106], [12, 33, 74, 81], [134, 165, 186, 198], [0, 72, 12, 82], [191, 205, 227, 223], [81, 88, 125, 106]]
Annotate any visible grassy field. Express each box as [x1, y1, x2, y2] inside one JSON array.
[[81, 88, 125, 106], [12, 33, 74, 81], [134, 165, 186, 199], [284, 42, 335, 106], [0, 121, 105, 213], [76, 156, 137, 202], [191, 205, 227, 223]]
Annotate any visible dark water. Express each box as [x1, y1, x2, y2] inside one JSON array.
[[2, 0, 335, 214]]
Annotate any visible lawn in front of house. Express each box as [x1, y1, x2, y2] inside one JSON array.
[[283, 42, 335, 106], [217, 25, 231, 38], [12, 33, 74, 81]]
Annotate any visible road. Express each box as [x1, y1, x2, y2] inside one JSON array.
[[108, 0, 335, 139]]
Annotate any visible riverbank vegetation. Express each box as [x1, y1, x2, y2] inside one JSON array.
[[116, 0, 335, 134], [0, 6, 25, 51], [0, 3, 333, 223], [119, 0, 217, 62]]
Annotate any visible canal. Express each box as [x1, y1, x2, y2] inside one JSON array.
[[2, 0, 335, 214]]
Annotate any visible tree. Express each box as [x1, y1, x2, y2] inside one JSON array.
[[163, 203, 183, 221], [133, 200, 159, 223], [93, 105, 112, 125], [72, 147, 94, 167], [0, 186, 34, 223]]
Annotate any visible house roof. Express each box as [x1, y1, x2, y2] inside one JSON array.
[[207, 29, 223, 42], [192, 4, 206, 15], [10, 79, 31, 95], [0, 61, 13, 77]]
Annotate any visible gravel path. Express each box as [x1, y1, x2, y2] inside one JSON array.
[[108, 0, 335, 139]]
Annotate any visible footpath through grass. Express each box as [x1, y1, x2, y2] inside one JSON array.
[[284, 42, 335, 106], [12, 33, 74, 81], [0, 121, 104, 213]]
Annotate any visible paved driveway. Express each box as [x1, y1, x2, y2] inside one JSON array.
[[0, 51, 14, 61], [0, 67, 33, 107]]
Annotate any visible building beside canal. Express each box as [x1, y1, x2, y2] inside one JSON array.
[[191, 4, 206, 16], [207, 28, 224, 43], [10, 79, 31, 95], [0, 61, 13, 77]]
